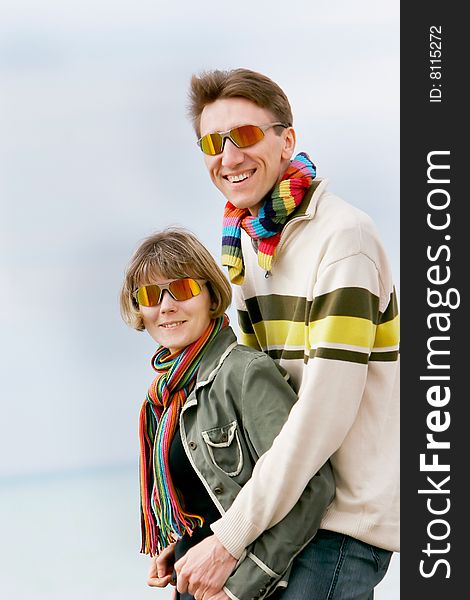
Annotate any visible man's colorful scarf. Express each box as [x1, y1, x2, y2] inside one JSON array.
[[221, 152, 316, 284], [139, 314, 229, 556]]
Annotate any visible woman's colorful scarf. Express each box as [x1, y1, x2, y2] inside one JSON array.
[[221, 152, 316, 284], [139, 314, 229, 556]]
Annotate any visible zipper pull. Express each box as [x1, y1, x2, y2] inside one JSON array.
[[265, 270, 271, 279]]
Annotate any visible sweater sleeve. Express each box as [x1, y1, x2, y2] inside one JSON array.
[[211, 252, 399, 558], [222, 354, 335, 600]]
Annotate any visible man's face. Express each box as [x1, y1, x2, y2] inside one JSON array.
[[199, 97, 296, 215]]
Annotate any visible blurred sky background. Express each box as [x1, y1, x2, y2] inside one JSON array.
[[0, 0, 400, 597]]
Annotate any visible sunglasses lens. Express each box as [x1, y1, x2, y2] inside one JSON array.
[[136, 285, 161, 307], [230, 125, 264, 148], [199, 133, 223, 155], [199, 125, 265, 155], [169, 278, 202, 300], [135, 279, 202, 306]]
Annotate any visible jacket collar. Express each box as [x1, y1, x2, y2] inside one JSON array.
[[196, 326, 238, 387]]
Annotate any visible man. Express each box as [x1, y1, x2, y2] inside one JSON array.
[[174, 68, 399, 600]]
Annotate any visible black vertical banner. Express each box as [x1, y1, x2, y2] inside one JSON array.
[[401, 4, 465, 598]]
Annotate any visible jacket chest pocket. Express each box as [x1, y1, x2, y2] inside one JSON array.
[[201, 421, 244, 477]]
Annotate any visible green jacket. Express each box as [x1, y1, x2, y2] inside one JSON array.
[[180, 326, 335, 600]]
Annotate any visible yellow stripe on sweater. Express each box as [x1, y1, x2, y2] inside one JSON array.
[[309, 316, 376, 350], [247, 317, 373, 351], [245, 314, 399, 354], [375, 315, 400, 348], [251, 320, 306, 349], [239, 331, 261, 350]]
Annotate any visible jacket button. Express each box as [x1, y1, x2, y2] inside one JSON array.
[[214, 486, 223, 495], [188, 441, 197, 450]]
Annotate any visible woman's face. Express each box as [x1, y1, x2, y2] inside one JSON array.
[[138, 276, 214, 353]]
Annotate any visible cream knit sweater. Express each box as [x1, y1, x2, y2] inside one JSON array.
[[211, 178, 400, 557]]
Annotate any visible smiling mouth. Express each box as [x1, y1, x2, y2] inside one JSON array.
[[159, 321, 186, 329], [225, 169, 255, 184]]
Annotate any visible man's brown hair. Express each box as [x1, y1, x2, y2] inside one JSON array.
[[188, 68, 293, 137]]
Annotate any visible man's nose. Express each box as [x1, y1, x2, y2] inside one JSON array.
[[221, 138, 245, 168]]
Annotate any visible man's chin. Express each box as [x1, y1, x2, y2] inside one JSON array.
[[223, 190, 262, 211], [231, 201, 262, 216]]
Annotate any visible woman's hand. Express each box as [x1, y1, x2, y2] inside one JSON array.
[[207, 592, 230, 600], [147, 542, 176, 588]]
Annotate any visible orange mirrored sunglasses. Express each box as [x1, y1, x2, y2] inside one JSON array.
[[134, 278, 204, 307], [197, 123, 288, 156]]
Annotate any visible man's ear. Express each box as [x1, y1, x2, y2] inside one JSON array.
[[281, 127, 296, 160]]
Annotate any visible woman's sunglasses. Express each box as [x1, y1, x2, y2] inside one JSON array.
[[197, 122, 288, 156], [134, 278, 204, 307]]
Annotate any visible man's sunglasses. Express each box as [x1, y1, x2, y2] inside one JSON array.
[[133, 278, 205, 307], [197, 122, 288, 156]]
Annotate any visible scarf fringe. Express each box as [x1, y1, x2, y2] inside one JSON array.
[[139, 314, 229, 556]]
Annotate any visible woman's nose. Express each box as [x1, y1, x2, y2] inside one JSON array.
[[159, 289, 177, 312]]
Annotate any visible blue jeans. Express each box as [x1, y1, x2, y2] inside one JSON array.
[[272, 529, 393, 600]]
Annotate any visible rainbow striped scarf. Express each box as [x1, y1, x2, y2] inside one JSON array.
[[139, 314, 229, 556], [221, 152, 316, 284]]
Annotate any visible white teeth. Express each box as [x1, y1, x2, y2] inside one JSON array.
[[227, 171, 253, 183], [160, 322, 184, 329]]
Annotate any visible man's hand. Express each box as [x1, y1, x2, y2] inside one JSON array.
[[175, 535, 237, 600], [147, 542, 176, 588]]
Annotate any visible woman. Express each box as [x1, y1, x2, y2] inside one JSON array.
[[120, 227, 334, 600]]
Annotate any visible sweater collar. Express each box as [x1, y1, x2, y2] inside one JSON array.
[[286, 178, 327, 222]]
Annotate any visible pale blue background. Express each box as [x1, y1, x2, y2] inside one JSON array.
[[0, 0, 399, 597]]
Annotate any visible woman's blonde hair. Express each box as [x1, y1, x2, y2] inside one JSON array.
[[120, 227, 232, 331]]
